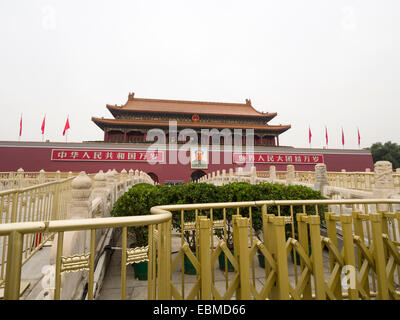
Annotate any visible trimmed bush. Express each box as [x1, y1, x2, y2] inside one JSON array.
[[111, 182, 326, 250]]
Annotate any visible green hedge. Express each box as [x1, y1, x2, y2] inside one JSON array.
[[111, 182, 326, 248]]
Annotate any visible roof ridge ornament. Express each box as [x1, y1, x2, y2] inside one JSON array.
[[128, 92, 135, 101], [245, 98, 252, 106]]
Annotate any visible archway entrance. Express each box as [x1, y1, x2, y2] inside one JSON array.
[[147, 172, 159, 184], [191, 170, 207, 182]]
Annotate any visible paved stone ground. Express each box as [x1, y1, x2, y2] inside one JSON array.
[[96, 233, 335, 300]]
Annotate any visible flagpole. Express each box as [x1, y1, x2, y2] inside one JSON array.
[[66, 114, 69, 143], [18, 113, 22, 141]]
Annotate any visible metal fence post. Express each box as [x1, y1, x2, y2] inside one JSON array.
[[4, 231, 24, 300], [370, 213, 389, 299], [340, 214, 359, 300], [236, 217, 251, 300], [158, 220, 171, 300], [199, 218, 212, 299], [272, 216, 290, 300], [308, 215, 326, 300], [52, 181, 61, 220], [297, 213, 312, 299], [11, 191, 20, 223], [352, 211, 370, 298], [325, 212, 343, 299]]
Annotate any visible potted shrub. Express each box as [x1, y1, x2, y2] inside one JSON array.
[[169, 183, 219, 274], [129, 226, 149, 280], [111, 183, 159, 280]]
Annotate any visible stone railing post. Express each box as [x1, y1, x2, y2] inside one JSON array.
[[237, 167, 243, 182], [69, 172, 93, 219], [128, 169, 134, 187], [314, 163, 328, 192], [229, 168, 234, 182], [121, 169, 128, 191], [16, 168, 24, 188], [105, 170, 115, 204], [216, 170, 221, 185], [38, 169, 45, 185], [269, 165, 276, 182], [92, 170, 109, 217], [250, 166, 257, 185], [68, 171, 73, 178], [286, 165, 295, 185], [373, 161, 395, 201], [133, 170, 139, 184], [50, 171, 93, 300], [222, 169, 226, 185], [55, 170, 61, 181]]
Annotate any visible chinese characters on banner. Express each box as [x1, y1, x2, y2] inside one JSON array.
[[51, 149, 165, 162], [233, 153, 324, 164]]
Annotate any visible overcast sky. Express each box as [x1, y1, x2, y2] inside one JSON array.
[[0, 0, 398, 150]]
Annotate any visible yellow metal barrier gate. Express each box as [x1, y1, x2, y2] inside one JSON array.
[[0, 199, 399, 300]]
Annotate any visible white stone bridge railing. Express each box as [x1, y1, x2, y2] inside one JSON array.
[[0, 168, 154, 300], [196, 161, 400, 201], [0, 169, 79, 191]]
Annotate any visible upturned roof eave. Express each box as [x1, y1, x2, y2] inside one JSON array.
[[91, 117, 291, 133], [105, 104, 277, 120]]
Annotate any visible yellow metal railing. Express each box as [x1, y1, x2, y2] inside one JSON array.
[[0, 214, 171, 300], [1, 198, 400, 300], [151, 199, 400, 300], [0, 178, 73, 285]]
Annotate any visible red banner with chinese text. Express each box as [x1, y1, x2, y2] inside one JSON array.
[[233, 153, 324, 164], [51, 149, 165, 162]]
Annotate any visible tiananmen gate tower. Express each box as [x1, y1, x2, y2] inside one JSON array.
[[0, 93, 373, 184], [91, 92, 290, 146]]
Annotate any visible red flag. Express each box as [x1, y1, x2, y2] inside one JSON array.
[[41, 115, 46, 135], [357, 127, 361, 147], [63, 117, 70, 136], [308, 126, 312, 144], [19, 114, 22, 137], [325, 126, 328, 146], [341, 127, 345, 146]]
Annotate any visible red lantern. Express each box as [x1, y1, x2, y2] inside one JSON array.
[[192, 114, 199, 122]]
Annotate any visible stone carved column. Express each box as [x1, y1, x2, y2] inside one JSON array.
[[314, 163, 328, 192], [269, 166, 276, 182], [250, 166, 257, 185], [373, 161, 395, 199], [286, 165, 295, 185]]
